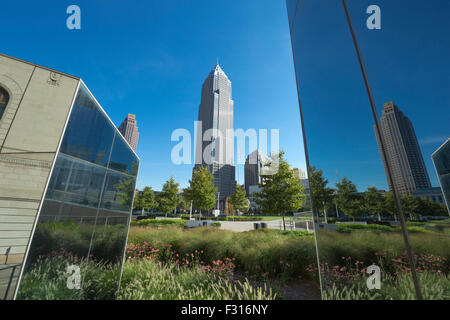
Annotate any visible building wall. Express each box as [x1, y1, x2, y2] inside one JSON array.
[[0, 54, 79, 299], [411, 187, 445, 205], [118, 114, 139, 152]]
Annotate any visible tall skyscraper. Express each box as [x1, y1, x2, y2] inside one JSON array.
[[118, 114, 139, 152], [375, 101, 431, 194], [244, 150, 269, 196], [194, 64, 236, 207]]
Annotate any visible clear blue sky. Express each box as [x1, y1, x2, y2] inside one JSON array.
[[1, 0, 305, 190], [1, 1, 448, 191]]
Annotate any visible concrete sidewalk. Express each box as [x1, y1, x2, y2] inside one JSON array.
[[219, 219, 289, 232]]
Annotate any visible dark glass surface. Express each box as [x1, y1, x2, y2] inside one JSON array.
[[46, 154, 106, 208], [288, 0, 449, 300], [432, 140, 450, 214], [101, 170, 136, 213], [108, 134, 139, 176], [60, 85, 115, 167]]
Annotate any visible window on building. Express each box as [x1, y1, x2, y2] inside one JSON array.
[[0, 87, 9, 120]]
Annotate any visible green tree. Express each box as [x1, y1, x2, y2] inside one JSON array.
[[156, 177, 180, 215], [335, 177, 363, 222], [401, 193, 418, 220], [140, 186, 155, 214], [309, 166, 334, 223], [384, 192, 398, 221], [115, 177, 135, 209], [177, 193, 190, 213], [364, 187, 384, 221], [229, 185, 249, 214], [414, 197, 448, 217], [184, 166, 217, 216], [133, 191, 143, 211], [254, 151, 306, 230]]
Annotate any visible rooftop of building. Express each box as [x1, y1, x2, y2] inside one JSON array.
[[0, 52, 80, 80], [208, 63, 229, 79], [0, 52, 140, 159]]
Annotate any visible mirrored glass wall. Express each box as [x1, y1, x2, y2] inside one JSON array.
[[16, 84, 139, 300], [287, 0, 449, 299]]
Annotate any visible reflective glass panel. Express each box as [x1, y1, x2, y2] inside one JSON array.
[[108, 134, 139, 176], [288, 0, 450, 300], [17, 84, 139, 300], [60, 86, 115, 167]]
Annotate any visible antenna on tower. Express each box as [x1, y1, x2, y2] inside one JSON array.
[[217, 57, 219, 65]]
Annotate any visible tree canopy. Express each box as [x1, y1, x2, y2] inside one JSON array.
[[184, 166, 217, 213], [229, 185, 249, 214], [156, 177, 180, 214], [254, 151, 306, 229]]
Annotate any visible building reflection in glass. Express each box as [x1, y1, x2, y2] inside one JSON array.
[[287, 0, 449, 299], [16, 84, 139, 300]]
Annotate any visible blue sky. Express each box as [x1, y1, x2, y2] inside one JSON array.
[[1, 1, 448, 191], [290, 0, 449, 190], [0, 0, 305, 190]]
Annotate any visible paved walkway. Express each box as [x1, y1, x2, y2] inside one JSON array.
[[219, 219, 306, 232]]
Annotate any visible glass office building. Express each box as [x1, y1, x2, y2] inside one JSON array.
[[0, 53, 138, 300], [287, 1, 449, 299], [432, 139, 450, 215]]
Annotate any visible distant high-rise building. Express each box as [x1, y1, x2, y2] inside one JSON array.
[[194, 64, 236, 207], [375, 101, 431, 194], [118, 114, 139, 152], [244, 150, 269, 196], [432, 138, 450, 215], [292, 168, 306, 180]]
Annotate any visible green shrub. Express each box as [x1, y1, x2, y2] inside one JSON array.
[[337, 223, 394, 233], [26, 222, 127, 266], [323, 271, 450, 300], [316, 229, 450, 271], [131, 218, 186, 228], [16, 254, 119, 300], [118, 259, 277, 300], [126, 226, 317, 280]]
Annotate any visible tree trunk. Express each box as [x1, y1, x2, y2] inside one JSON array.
[[324, 209, 328, 224], [377, 211, 381, 222], [282, 214, 286, 231]]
